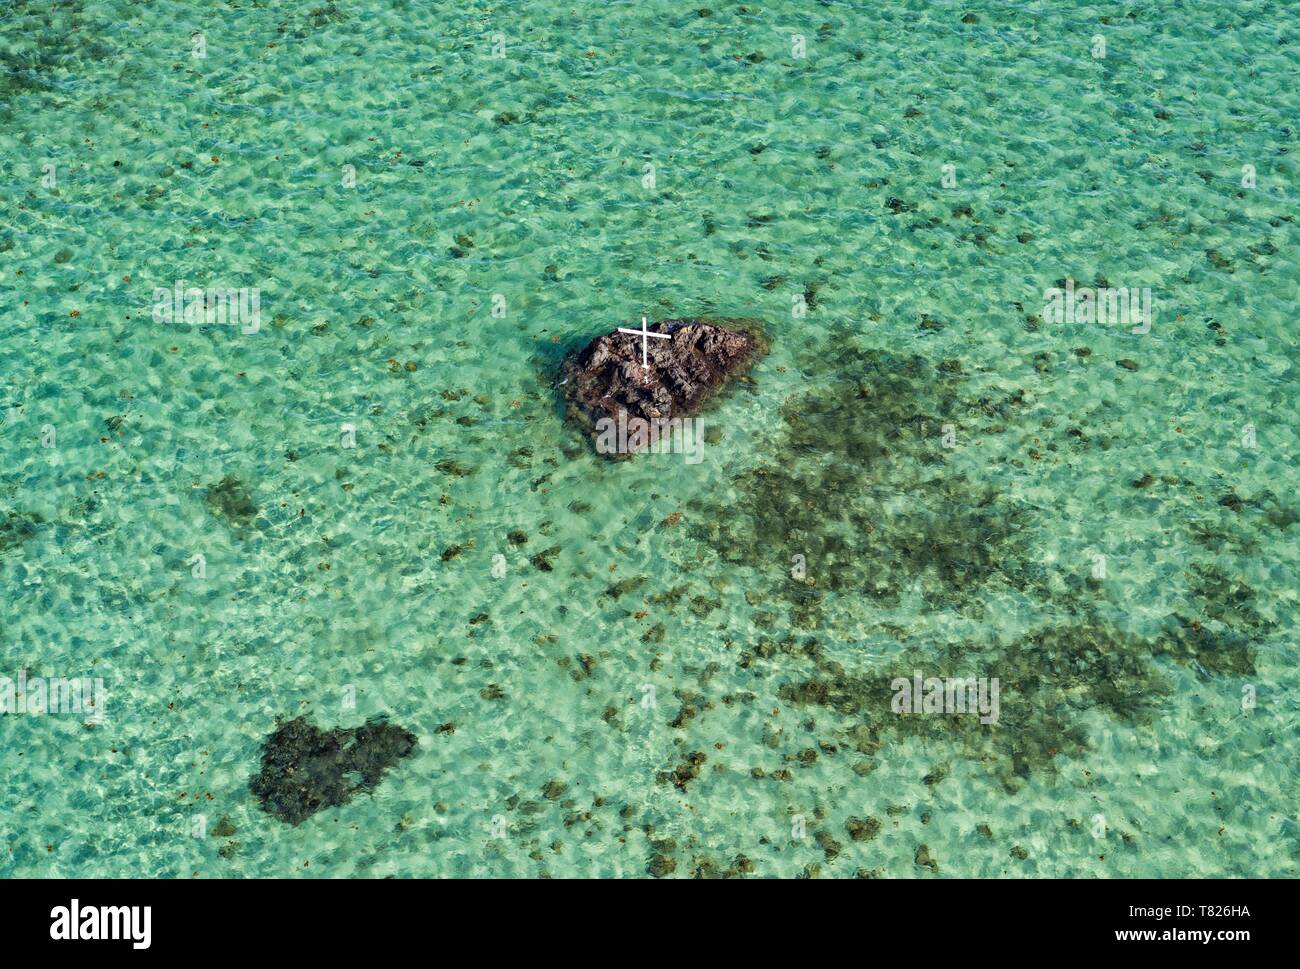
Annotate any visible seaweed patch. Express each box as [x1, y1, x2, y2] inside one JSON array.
[[683, 338, 1262, 787], [689, 342, 1037, 622]]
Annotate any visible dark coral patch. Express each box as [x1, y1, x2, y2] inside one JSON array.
[[206, 475, 257, 525], [250, 716, 417, 825], [680, 336, 1263, 788], [690, 343, 1033, 623], [0, 511, 45, 553]]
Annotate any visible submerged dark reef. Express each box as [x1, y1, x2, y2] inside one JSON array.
[[674, 336, 1272, 791], [690, 343, 1032, 614], [250, 716, 417, 825]]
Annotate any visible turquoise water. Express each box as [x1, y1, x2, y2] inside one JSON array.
[[1, 0, 1296, 877]]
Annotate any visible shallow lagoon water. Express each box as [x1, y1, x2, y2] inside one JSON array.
[[1, 1, 1297, 877]]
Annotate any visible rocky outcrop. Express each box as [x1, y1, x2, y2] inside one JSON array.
[[250, 716, 417, 825], [559, 317, 766, 458]]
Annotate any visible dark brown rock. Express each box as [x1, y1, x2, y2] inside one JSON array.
[[558, 317, 766, 458]]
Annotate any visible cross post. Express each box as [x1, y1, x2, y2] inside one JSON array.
[[617, 316, 671, 369]]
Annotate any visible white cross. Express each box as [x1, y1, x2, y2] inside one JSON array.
[[617, 316, 671, 369]]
